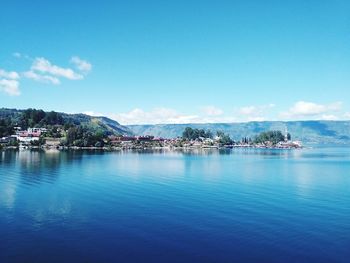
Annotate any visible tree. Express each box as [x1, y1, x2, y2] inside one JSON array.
[[216, 131, 233, 145], [0, 118, 14, 137], [254, 130, 285, 144], [205, 130, 213, 139], [44, 111, 64, 125], [182, 127, 194, 140], [216, 131, 225, 138], [182, 127, 214, 140], [66, 127, 77, 145]]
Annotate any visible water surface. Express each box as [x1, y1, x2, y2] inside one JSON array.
[[0, 148, 349, 262]]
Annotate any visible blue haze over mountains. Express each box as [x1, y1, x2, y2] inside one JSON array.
[[127, 121, 350, 145]]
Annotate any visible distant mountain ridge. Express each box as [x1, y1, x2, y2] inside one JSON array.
[[127, 121, 350, 145]]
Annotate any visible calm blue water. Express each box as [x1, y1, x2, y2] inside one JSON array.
[[0, 148, 349, 263]]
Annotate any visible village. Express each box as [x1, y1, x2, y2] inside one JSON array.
[[0, 126, 302, 150]]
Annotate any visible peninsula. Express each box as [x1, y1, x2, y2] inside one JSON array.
[[0, 108, 303, 151]]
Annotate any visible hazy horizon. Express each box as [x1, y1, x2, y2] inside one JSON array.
[[3, 107, 350, 126]]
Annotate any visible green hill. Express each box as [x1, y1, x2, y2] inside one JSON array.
[[0, 108, 132, 136]]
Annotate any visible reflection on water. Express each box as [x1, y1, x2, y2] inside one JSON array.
[[0, 148, 350, 263], [125, 147, 296, 156], [1, 150, 79, 185]]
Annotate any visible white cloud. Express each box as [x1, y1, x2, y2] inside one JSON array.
[[239, 106, 257, 115], [22, 56, 91, 86], [196, 116, 237, 123], [12, 52, 32, 60], [70, 56, 92, 74], [281, 101, 342, 119], [320, 114, 338, 120], [31, 57, 83, 80], [111, 108, 199, 125], [0, 68, 20, 96], [344, 112, 350, 119], [0, 79, 20, 96], [82, 111, 104, 117], [201, 106, 223, 116], [101, 107, 237, 125], [237, 104, 275, 122], [83, 102, 350, 125], [23, 71, 60, 85], [239, 104, 275, 115], [247, 116, 267, 122], [0, 69, 19, 79], [1, 54, 91, 96]]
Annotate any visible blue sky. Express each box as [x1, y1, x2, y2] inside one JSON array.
[[1, 0, 349, 124]]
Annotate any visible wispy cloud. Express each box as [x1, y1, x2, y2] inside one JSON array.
[[23, 71, 60, 85], [12, 52, 31, 60], [344, 112, 350, 119], [0, 54, 92, 96], [320, 114, 338, 120], [70, 56, 92, 74], [201, 106, 223, 116], [82, 111, 104, 117], [238, 104, 275, 121], [30, 57, 83, 80], [111, 108, 200, 125], [83, 101, 350, 125], [0, 79, 20, 96], [239, 106, 255, 115], [0, 68, 20, 96], [0, 69, 19, 80]]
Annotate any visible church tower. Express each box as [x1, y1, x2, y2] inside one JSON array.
[[284, 126, 289, 142]]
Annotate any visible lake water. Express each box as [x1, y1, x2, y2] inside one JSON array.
[[0, 148, 349, 263]]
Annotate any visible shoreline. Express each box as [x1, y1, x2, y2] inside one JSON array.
[[1, 144, 303, 152]]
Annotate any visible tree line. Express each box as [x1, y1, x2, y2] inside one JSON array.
[[254, 130, 290, 144], [19, 109, 64, 129], [182, 127, 291, 145], [182, 127, 233, 145]]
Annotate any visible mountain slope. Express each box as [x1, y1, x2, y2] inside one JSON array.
[[127, 121, 350, 145], [0, 108, 132, 136]]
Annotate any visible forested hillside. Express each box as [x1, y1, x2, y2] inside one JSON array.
[[0, 108, 132, 138], [128, 121, 350, 145]]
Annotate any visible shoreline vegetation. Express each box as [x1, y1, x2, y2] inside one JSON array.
[[1, 108, 302, 152]]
